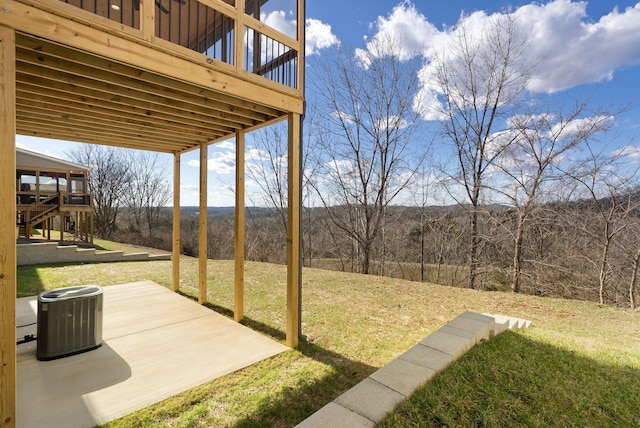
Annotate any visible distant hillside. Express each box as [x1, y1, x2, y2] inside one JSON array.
[[178, 206, 273, 217]]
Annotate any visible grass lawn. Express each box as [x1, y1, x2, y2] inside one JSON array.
[[17, 245, 640, 427]]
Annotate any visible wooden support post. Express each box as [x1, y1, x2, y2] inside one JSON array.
[[81, 212, 86, 242], [59, 212, 64, 243], [297, 0, 305, 93], [286, 113, 301, 348], [235, 0, 245, 74], [234, 130, 245, 322], [172, 152, 180, 292], [0, 24, 17, 428], [198, 143, 208, 304], [140, 0, 154, 42]]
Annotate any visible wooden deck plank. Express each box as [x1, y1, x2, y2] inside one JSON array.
[[15, 281, 288, 428]]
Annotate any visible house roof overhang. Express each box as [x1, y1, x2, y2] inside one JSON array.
[[16, 147, 89, 172]]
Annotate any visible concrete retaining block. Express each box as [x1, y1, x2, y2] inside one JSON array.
[[295, 311, 531, 428], [17, 242, 171, 266]]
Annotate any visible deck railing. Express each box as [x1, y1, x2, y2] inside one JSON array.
[[17, 191, 93, 208], [55, 0, 300, 90], [244, 26, 297, 88]]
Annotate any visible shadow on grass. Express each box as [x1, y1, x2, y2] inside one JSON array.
[[177, 291, 376, 426], [177, 294, 640, 427], [17, 261, 112, 298], [234, 341, 376, 427], [177, 291, 287, 342], [17, 265, 46, 297], [379, 331, 640, 427]]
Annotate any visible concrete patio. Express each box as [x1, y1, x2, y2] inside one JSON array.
[[16, 280, 288, 428]]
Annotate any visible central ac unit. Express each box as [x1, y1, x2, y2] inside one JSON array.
[[37, 285, 104, 361]]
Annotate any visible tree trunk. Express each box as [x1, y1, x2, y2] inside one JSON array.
[[469, 207, 479, 289], [599, 226, 611, 305], [362, 245, 370, 275], [420, 215, 425, 282], [630, 247, 640, 310], [511, 214, 526, 293]]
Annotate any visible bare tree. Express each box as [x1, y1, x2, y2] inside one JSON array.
[[309, 39, 427, 274], [429, 13, 533, 288], [627, 227, 640, 310], [246, 123, 290, 236], [67, 144, 131, 239], [565, 144, 640, 304], [125, 151, 172, 237], [494, 100, 615, 292], [244, 115, 320, 264]]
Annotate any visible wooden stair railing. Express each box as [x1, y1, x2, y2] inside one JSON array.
[[27, 193, 60, 228]]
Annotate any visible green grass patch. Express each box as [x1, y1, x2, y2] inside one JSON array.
[[379, 331, 640, 427], [16, 239, 640, 427]]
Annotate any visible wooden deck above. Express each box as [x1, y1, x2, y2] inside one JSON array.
[[1, 0, 304, 153]]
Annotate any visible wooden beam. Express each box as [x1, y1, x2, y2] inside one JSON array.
[[234, 129, 245, 322], [16, 98, 216, 142], [15, 53, 258, 129], [15, 91, 222, 139], [16, 77, 235, 134], [16, 109, 200, 146], [15, 122, 188, 153], [172, 152, 181, 292], [0, 24, 17, 428], [235, 0, 245, 75], [297, 0, 305, 94], [198, 143, 208, 304], [286, 112, 301, 348]]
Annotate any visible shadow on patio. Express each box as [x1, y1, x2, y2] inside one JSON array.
[[16, 280, 288, 428]]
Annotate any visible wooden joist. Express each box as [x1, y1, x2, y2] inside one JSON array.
[[0, 0, 302, 153]]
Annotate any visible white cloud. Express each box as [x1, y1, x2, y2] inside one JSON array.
[[246, 147, 268, 162], [332, 110, 354, 124], [208, 154, 236, 174], [355, 0, 437, 66], [327, 159, 355, 177], [516, 1, 640, 93], [262, 11, 338, 56], [306, 18, 340, 55], [263, 10, 296, 39], [612, 144, 640, 159], [186, 151, 236, 174], [359, 1, 640, 120], [181, 183, 198, 191], [216, 140, 236, 151], [376, 115, 408, 131], [549, 115, 615, 139]]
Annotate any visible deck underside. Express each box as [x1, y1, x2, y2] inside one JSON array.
[[15, 33, 287, 153]]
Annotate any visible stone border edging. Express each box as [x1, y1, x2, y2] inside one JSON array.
[[297, 311, 532, 428]]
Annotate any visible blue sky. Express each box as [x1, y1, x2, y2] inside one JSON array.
[[17, 0, 640, 206]]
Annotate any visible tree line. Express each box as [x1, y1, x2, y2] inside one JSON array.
[[68, 11, 639, 310]]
